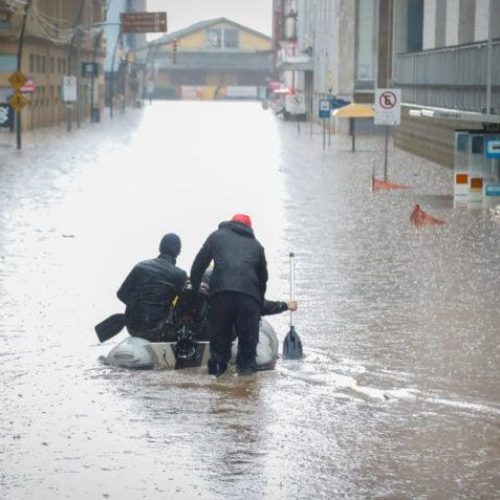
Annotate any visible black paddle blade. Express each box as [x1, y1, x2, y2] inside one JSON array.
[[282, 325, 303, 360], [94, 313, 126, 343]]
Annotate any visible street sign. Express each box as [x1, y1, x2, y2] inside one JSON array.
[[9, 90, 30, 112], [8, 70, 27, 89], [485, 139, 500, 158], [0, 104, 14, 129], [62, 75, 77, 102], [81, 62, 98, 78], [329, 97, 350, 110], [485, 184, 500, 196], [20, 77, 36, 93], [120, 12, 167, 33], [319, 99, 330, 118], [374, 88, 401, 125]]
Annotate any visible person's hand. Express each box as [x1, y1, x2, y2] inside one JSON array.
[[286, 300, 298, 311]]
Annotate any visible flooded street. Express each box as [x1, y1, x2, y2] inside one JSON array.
[[1, 101, 500, 499]]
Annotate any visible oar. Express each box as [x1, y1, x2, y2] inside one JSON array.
[[282, 252, 303, 359], [94, 313, 126, 343]]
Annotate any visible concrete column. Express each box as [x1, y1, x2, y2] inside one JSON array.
[[423, 0, 437, 49], [445, 0, 459, 46], [475, 0, 489, 41]]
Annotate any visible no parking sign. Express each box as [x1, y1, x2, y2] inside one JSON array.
[[374, 88, 401, 125]]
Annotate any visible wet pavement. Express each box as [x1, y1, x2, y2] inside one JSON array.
[[1, 101, 499, 499]]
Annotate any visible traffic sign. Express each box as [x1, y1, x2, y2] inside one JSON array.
[[319, 99, 330, 118], [20, 77, 36, 93], [485, 139, 500, 158], [9, 90, 30, 111], [8, 70, 27, 89], [120, 12, 167, 33], [374, 88, 401, 125], [0, 104, 14, 129]]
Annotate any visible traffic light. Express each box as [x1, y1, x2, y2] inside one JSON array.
[[172, 40, 178, 64]]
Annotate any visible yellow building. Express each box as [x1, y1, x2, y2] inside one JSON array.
[[142, 18, 273, 100], [0, 0, 106, 131]]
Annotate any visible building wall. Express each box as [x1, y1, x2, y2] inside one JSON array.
[[150, 19, 272, 98], [0, 0, 106, 131]]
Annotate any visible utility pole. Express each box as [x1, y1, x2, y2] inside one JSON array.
[[15, 0, 32, 150]]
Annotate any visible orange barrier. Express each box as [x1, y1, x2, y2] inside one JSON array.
[[371, 177, 411, 191], [409, 204, 446, 226]]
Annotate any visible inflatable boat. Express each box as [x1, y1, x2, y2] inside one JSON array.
[[104, 318, 279, 371]]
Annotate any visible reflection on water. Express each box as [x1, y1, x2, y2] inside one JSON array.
[[1, 102, 500, 499]]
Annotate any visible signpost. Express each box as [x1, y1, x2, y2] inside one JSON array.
[[375, 88, 401, 180], [319, 99, 330, 150], [120, 12, 167, 33]]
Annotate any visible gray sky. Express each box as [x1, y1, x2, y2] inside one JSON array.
[[147, 0, 273, 37]]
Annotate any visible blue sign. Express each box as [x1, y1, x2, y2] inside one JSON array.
[[485, 139, 500, 158], [485, 184, 500, 196], [319, 99, 330, 119], [329, 98, 350, 110], [0, 103, 14, 129]]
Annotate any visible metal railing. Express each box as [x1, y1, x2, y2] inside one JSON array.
[[393, 39, 500, 112]]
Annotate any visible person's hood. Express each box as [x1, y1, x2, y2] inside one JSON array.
[[218, 220, 255, 237]]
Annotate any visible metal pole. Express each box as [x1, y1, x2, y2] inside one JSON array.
[[76, 29, 82, 128], [109, 30, 122, 118], [310, 95, 313, 137], [486, 0, 493, 114], [15, 0, 32, 150], [90, 31, 102, 122], [384, 125, 389, 180]]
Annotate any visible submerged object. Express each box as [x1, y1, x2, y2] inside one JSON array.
[[105, 318, 279, 371]]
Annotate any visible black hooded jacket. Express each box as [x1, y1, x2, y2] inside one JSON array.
[[117, 253, 188, 330], [190, 221, 268, 304]]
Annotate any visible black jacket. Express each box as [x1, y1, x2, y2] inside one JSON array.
[[117, 253, 188, 330], [190, 221, 268, 304]]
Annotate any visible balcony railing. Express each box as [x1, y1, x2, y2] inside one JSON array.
[[394, 39, 500, 113]]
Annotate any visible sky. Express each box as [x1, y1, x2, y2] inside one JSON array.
[[147, 0, 273, 37]]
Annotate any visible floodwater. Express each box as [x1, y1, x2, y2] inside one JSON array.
[[1, 101, 499, 499]]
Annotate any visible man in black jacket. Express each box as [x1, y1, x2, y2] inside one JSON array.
[[117, 233, 188, 342], [190, 214, 268, 376]]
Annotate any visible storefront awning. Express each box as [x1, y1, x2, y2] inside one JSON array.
[[332, 103, 374, 118]]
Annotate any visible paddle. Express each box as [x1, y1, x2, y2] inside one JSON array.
[[94, 313, 126, 343], [282, 252, 303, 360]]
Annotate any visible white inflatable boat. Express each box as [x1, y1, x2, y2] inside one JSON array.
[[104, 318, 279, 371]]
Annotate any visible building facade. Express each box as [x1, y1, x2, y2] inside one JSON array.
[[103, 0, 147, 109], [143, 18, 273, 100], [272, 0, 500, 167], [0, 0, 106, 131]]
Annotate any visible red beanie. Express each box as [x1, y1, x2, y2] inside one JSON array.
[[231, 213, 252, 228]]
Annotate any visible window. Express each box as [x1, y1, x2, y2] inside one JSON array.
[[407, 0, 423, 52], [224, 29, 239, 49], [356, 0, 376, 81], [206, 29, 221, 48], [0, 54, 16, 72]]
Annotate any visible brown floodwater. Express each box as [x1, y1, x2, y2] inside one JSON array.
[[1, 101, 499, 499]]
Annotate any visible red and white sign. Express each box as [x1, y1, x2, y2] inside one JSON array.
[[374, 88, 401, 125], [20, 77, 36, 93]]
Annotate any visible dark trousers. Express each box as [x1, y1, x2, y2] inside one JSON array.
[[207, 292, 261, 372]]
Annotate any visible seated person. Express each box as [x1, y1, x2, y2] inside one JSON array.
[[117, 233, 188, 342]]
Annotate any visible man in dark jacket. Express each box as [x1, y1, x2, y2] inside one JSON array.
[[190, 214, 268, 376], [117, 233, 188, 342]]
